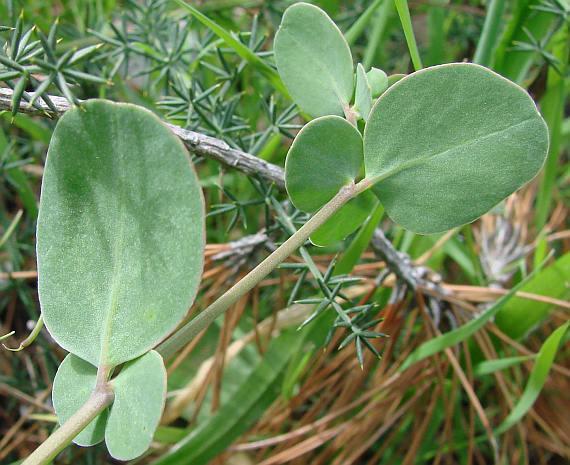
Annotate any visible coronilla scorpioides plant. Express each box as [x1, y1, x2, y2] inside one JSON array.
[[20, 3, 548, 464]]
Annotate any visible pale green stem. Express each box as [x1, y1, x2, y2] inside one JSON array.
[[157, 178, 372, 359], [343, 105, 359, 127], [0, 330, 15, 342], [22, 365, 114, 465], [22, 392, 113, 465], [3, 316, 44, 351]]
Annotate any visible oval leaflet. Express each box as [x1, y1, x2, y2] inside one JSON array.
[[37, 100, 205, 368], [363, 63, 549, 234]]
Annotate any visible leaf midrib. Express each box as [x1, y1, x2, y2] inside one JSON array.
[[99, 110, 127, 367], [368, 116, 537, 185]]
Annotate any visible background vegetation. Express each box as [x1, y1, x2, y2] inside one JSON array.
[[0, 0, 569, 464]]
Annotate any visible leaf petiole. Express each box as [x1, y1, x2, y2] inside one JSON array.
[[157, 178, 373, 359], [22, 374, 114, 465]]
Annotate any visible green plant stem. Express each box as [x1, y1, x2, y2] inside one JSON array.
[[2, 315, 44, 351], [0, 208, 23, 248], [363, 0, 393, 69], [200, 0, 263, 12], [535, 25, 569, 230], [495, 5, 559, 84], [157, 178, 372, 359], [426, 5, 445, 66], [22, 393, 113, 465], [393, 0, 422, 70], [22, 367, 114, 465], [345, 0, 384, 46], [473, 0, 506, 66], [270, 199, 352, 326], [0, 330, 15, 342], [344, 105, 359, 126]]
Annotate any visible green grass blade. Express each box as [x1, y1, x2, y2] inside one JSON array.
[[345, 0, 384, 46], [495, 253, 570, 340], [393, 0, 423, 70], [150, 317, 330, 465], [5, 168, 38, 218], [419, 322, 569, 453], [492, 0, 533, 72], [363, 0, 394, 69], [426, 5, 445, 66], [172, 0, 289, 97], [496, 321, 569, 434], [494, 3, 561, 84], [154, 426, 188, 445], [400, 261, 546, 372], [474, 355, 535, 377], [473, 0, 506, 66], [1, 113, 52, 144], [535, 26, 569, 230], [0, 209, 23, 249]]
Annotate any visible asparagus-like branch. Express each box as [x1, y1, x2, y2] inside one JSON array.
[[0, 88, 285, 188], [0, 87, 413, 281]]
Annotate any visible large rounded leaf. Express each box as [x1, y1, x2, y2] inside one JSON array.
[[364, 63, 549, 234], [37, 100, 205, 368], [106, 350, 166, 460], [275, 3, 354, 117], [285, 116, 362, 213], [52, 354, 107, 447]]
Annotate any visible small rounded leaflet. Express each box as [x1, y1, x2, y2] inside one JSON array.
[[285, 115, 363, 213], [366, 67, 388, 98], [105, 350, 167, 461], [37, 100, 206, 368], [363, 63, 549, 234], [52, 351, 167, 460], [274, 2, 354, 117], [52, 354, 108, 447]]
